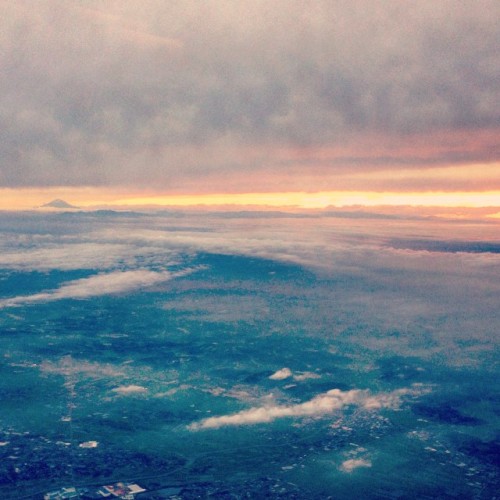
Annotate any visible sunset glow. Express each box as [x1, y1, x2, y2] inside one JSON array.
[[1, 187, 499, 213], [111, 191, 500, 209]]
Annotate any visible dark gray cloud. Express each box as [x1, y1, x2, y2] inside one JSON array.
[[0, 0, 498, 189]]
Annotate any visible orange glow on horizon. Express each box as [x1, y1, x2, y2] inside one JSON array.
[[111, 191, 500, 209], [1, 187, 499, 211]]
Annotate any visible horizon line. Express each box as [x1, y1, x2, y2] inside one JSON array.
[[1, 188, 500, 212]]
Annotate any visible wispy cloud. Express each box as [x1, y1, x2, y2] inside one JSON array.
[[40, 356, 126, 379], [0, 243, 135, 271], [189, 386, 426, 430], [0, 269, 185, 308]]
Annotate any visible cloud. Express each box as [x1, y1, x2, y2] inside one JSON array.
[[0, 269, 181, 308], [269, 367, 321, 381], [388, 238, 500, 254], [189, 386, 425, 430], [269, 368, 293, 380], [2, 211, 498, 368], [4, 213, 498, 293], [0, 216, 181, 272], [0, 1, 498, 191], [112, 384, 148, 395], [40, 357, 125, 379], [293, 372, 321, 381], [0, 243, 140, 271], [339, 458, 372, 473]]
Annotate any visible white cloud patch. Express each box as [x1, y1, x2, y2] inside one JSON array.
[[0, 269, 186, 308], [339, 458, 372, 473], [189, 386, 425, 430], [112, 384, 148, 395], [269, 368, 293, 380], [269, 367, 321, 381]]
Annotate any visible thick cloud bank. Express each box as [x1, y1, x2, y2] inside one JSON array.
[[1, 1, 498, 191]]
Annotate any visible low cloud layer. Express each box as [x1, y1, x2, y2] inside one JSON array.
[[1, 1, 498, 193], [0, 269, 178, 308], [189, 386, 425, 430], [0, 243, 143, 271]]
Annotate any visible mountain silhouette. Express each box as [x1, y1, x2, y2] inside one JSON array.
[[40, 199, 79, 209]]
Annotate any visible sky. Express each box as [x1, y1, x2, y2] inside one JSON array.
[[0, 0, 499, 210]]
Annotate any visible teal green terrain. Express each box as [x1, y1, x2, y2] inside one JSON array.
[[0, 211, 499, 499]]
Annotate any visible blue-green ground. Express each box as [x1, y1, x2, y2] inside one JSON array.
[[0, 211, 499, 499]]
